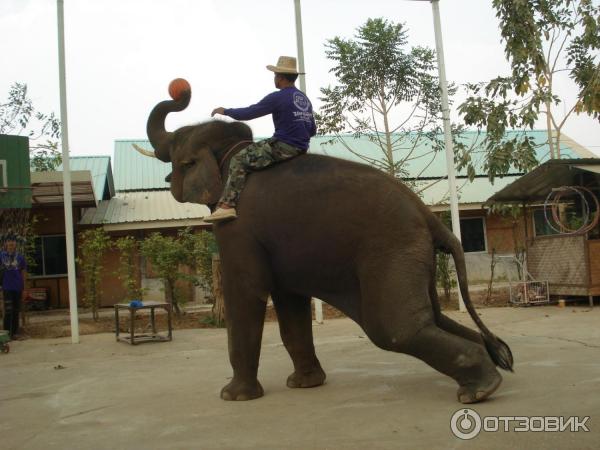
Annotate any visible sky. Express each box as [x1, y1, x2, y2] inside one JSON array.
[[1, 0, 599, 159]]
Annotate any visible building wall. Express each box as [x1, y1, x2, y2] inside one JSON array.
[[485, 213, 527, 254], [437, 209, 525, 284], [139, 229, 203, 305], [28, 205, 83, 308], [94, 229, 199, 307], [27, 204, 536, 307], [589, 240, 600, 296], [27, 211, 209, 309], [95, 245, 137, 306], [35, 206, 69, 234]]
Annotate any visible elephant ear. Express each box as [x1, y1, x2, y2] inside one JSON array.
[[195, 149, 224, 207]]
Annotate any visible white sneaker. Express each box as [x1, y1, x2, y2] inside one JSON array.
[[203, 207, 238, 223]]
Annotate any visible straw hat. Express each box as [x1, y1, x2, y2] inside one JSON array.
[[266, 56, 303, 74]]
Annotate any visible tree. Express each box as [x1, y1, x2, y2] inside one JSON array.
[[435, 212, 457, 304], [181, 229, 218, 303], [140, 230, 197, 316], [0, 82, 61, 171], [114, 236, 145, 301], [317, 18, 457, 188], [457, 0, 600, 181], [0, 210, 39, 276], [77, 227, 112, 321]]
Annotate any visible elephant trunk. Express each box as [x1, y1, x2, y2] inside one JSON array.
[[146, 90, 191, 162]]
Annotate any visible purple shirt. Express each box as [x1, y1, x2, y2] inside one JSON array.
[[224, 87, 317, 151], [1, 251, 26, 291]]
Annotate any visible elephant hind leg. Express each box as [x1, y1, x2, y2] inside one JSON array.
[[406, 324, 503, 403], [271, 290, 326, 389], [435, 314, 485, 347], [428, 272, 485, 347], [359, 261, 501, 403]]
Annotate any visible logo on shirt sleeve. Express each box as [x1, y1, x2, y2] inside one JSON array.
[[293, 92, 310, 112]]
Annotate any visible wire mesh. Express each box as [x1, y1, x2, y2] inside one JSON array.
[[509, 280, 550, 306]]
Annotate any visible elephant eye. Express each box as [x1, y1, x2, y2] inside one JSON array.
[[181, 160, 195, 170]]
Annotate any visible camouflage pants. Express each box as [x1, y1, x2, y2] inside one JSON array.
[[220, 139, 303, 207]]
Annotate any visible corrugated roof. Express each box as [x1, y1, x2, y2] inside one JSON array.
[[487, 158, 600, 203], [114, 140, 170, 192], [312, 130, 585, 178], [418, 176, 520, 207], [79, 190, 210, 227], [113, 131, 590, 205], [58, 156, 114, 201], [114, 131, 587, 188]]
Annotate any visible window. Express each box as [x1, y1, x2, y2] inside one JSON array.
[[460, 217, 486, 253], [0, 160, 7, 191], [533, 209, 559, 237], [31, 235, 68, 277]]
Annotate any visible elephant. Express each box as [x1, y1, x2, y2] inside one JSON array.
[[145, 87, 513, 404]]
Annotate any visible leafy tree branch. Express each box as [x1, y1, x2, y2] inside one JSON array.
[[0, 82, 62, 171], [457, 0, 599, 181]]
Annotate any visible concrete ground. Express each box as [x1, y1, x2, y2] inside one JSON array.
[[1, 306, 599, 450]]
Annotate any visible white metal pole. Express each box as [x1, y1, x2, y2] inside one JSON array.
[[57, 0, 80, 342], [430, 0, 465, 312], [293, 0, 307, 93], [294, 0, 321, 323], [313, 298, 324, 324]]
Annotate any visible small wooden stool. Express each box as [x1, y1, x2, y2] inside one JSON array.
[[114, 302, 173, 345]]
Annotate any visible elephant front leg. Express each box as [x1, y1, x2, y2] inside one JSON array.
[[221, 285, 268, 401], [272, 291, 326, 389]]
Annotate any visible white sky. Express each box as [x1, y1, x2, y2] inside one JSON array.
[[1, 0, 599, 158]]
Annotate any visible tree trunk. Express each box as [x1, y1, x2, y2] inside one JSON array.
[[545, 100, 556, 159], [379, 90, 394, 176], [165, 279, 181, 316], [486, 249, 497, 305], [91, 282, 99, 322], [212, 254, 225, 326]]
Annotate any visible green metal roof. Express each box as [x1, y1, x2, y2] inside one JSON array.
[[114, 140, 170, 192], [417, 175, 520, 207], [59, 156, 114, 201], [312, 130, 586, 178], [80, 190, 210, 229], [113, 131, 591, 205]]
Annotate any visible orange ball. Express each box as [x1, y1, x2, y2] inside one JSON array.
[[168, 78, 191, 101]]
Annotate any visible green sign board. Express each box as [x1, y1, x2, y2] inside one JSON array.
[[0, 134, 32, 209]]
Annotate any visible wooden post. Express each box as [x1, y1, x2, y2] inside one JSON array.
[[212, 254, 225, 325]]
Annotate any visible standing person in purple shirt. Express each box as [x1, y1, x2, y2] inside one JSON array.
[[206, 55, 317, 223], [1, 237, 26, 338]]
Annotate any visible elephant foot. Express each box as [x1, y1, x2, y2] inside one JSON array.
[[220, 379, 264, 401], [287, 366, 326, 388], [456, 371, 502, 404]]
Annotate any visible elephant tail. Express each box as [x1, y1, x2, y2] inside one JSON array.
[[430, 217, 514, 372]]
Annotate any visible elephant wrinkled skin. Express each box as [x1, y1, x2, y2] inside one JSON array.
[[146, 88, 513, 404]]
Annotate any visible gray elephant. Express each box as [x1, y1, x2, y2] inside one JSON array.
[[146, 87, 513, 404]]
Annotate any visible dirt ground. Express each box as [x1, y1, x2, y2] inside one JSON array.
[[18, 302, 346, 339], [17, 286, 510, 340]]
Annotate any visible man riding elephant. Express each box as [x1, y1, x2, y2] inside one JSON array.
[[207, 56, 316, 223], [145, 67, 513, 404]]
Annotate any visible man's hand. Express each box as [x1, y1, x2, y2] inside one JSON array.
[[211, 107, 225, 117]]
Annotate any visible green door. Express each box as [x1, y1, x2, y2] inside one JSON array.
[[0, 134, 31, 209]]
